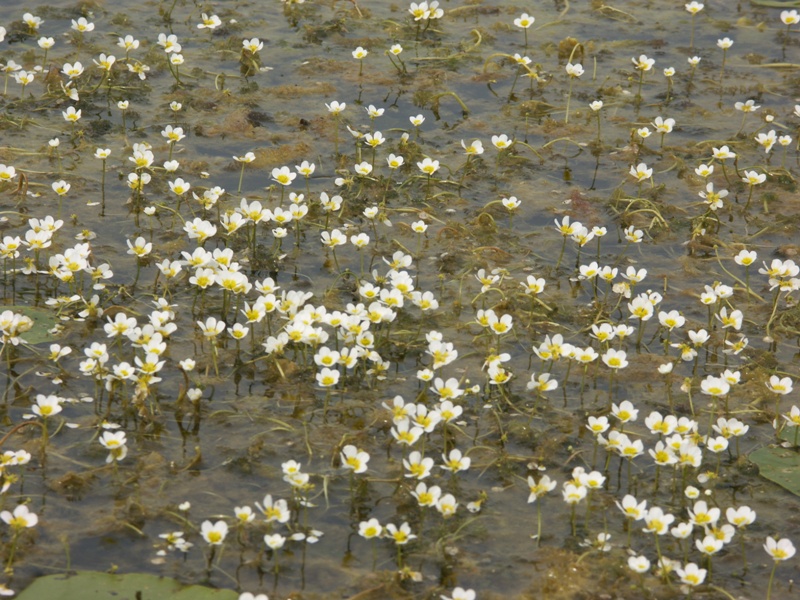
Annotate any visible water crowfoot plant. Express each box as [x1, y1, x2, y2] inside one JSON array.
[[2, 3, 800, 598], [780, 10, 799, 53], [685, 2, 704, 50], [590, 100, 603, 144], [765, 536, 795, 600], [741, 170, 766, 213], [716, 37, 733, 91], [386, 44, 407, 75], [358, 517, 382, 570], [564, 62, 584, 124], [1, 504, 38, 574], [201, 520, 228, 575], [632, 54, 655, 102], [352, 46, 368, 77], [384, 522, 416, 569], [514, 13, 535, 51], [661, 66, 676, 105]]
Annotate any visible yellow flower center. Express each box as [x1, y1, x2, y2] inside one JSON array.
[[207, 531, 221, 544]]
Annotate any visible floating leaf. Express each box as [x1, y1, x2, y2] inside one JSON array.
[[750, 445, 800, 497], [750, 1, 800, 7], [779, 425, 800, 447], [16, 571, 239, 600], [3, 305, 58, 345]]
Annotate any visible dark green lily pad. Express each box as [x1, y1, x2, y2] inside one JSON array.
[[16, 571, 239, 600], [3, 305, 58, 345], [750, 445, 800, 497]]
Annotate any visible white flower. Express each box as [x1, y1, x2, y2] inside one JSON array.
[[417, 157, 439, 175], [1, 504, 38, 529], [99, 431, 128, 462], [271, 166, 296, 186], [676, 563, 706, 587], [200, 520, 228, 545], [62, 106, 82, 122], [354, 162, 373, 176], [632, 54, 655, 71], [197, 13, 222, 29], [264, 533, 286, 550], [653, 116, 675, 133], [242, 37, 264, 53], [358, 518, 382, 539], [387, 154, 404, 169], [764, 536, 795, 561], [514, 13, 535, 28], [628, 555, 650, 573], [782, 9, 800, 26], [727, 506, 756, 529], [340, 445, 370, 473], [766, 375, 793, 395], [441, 588, 475, 600], [630, 162, 652, 182], [700, 375, 730, 397], [461, 139, 484, 155], [71, 17, 95, 33], [441, 449, 470, 473], [491, 134, 512, 150], [685, 2, 704, 15], [118, 35, 139, 52], [611, 400, 638, 423], [365, 104, 384, 118], [696, 534, 723, 556], [565, 62, 584, 77]]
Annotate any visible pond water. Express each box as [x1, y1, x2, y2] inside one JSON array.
[[1, 0, 800, 598]]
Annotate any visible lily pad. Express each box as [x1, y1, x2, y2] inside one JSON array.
[[749, 445, 800, 497], [16, 571, 239, 600], [750, 1, 800, 7], [3, 305, 58, 345]]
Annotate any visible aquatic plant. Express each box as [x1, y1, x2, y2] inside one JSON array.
[[0, 2, 799, 599]]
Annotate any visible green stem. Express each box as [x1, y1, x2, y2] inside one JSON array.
[[6, 530, 20, 572], [101, 161, 106, 215], [570, 504, 577, 537], [767, 561, 779, 600], [536, 501, 543, 547], [565, 77, 573, 123], [596, 114, 601, 144], [744, 184, 754, 211], [637, 70, 644, 101], [766, 289, 782, 340], [555, 236, 567, 271]]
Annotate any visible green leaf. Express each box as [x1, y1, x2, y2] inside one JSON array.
[[16, 571, 239, 600], [778, 424, 800, 446], [750, 0, 800, 7], [4, 305, 58, 345], [750, 445, 800, 497]]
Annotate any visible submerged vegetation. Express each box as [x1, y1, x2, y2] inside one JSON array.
[[1, 0, 800, 598]]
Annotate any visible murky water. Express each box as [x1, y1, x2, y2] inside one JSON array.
[[1, 0, 800, 598]]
